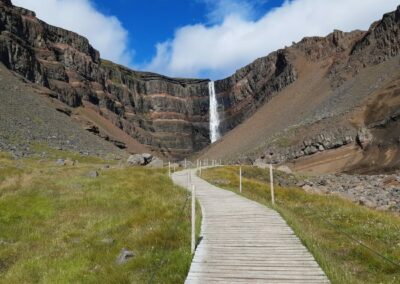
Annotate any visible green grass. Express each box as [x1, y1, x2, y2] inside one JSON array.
[[202, 166, 400, 284], [0, 152, 197, 283], [31, 143, 112, 164]]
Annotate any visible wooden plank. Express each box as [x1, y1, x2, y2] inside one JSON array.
[[172, 169, 330, 284]]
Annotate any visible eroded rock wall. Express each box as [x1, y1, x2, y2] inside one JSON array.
[[0, 0, 210, 159]]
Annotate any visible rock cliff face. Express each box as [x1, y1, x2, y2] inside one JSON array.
[[0, 0, 316, 159], [215, 50, 297, 133], [1, 0, 399, 164], [0, 0, 210, 159], [199, 5, 400, 174]]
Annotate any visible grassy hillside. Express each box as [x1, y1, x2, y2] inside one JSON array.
[[0, 151, 196, 283], [202, 166, 400, 284]]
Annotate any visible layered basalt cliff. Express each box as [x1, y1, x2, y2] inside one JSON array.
[[1, 0, 399, 163], [199, 5, 400, 173], [0, 0, 309, 159], [215, 50, 297, 133], [0, 0, 210, 159]]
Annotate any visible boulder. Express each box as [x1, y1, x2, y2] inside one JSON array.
[[127, 153, 163, 167], [127, 154, 145, 166], [56, 159, 65, 166], [146, 157, 164, 168], [142, 153, 153, 160], [356, 127, 373, 149]]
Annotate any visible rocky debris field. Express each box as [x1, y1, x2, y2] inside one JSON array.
[[0, 64, 124, 160], [299, 173, 400, 212]]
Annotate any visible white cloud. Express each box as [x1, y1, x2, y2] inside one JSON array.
[[202, 0, 259, 23], [145, 0, 399, 79], [13, 0, 132, 66]]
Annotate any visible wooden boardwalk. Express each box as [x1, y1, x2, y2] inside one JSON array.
[[172, 169, 330, 284]]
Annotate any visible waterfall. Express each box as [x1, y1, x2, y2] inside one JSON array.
[[209, 81, 220, 143]]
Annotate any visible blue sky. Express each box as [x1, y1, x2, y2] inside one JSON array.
[[13, 0, 400, 79], [92, 0, 283, 65]]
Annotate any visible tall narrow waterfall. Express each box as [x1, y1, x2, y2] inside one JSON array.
[[209, 81, 221, 143]]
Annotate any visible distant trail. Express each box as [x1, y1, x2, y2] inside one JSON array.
[[172, 169, 330, 284]]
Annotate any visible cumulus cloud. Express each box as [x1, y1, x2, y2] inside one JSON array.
[[13, 0, 132, 66], [201, 0, 264, 24], [146, 0, 399, 79]]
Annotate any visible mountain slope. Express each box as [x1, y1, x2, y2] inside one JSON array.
[[0, 0, 210, 159], [200, 6, 400, 174], [1, 0, 399, 171], [0, 62, 127, 158]]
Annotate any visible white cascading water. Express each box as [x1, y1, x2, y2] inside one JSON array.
[[208, 81, 221, 143]]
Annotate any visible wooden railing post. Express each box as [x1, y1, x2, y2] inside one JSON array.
[[239, 166, 242, 193], [199, 161, 202, 176], [191, 184, 196, 254], [187, 171, 190, 190], [270, 164, 275, 205]]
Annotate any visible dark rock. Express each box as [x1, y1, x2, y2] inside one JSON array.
[[55, 107, 72, 116], [318, 179, 328, 186], [127, 153, 160, 167], [0, 0, 12, 7], [112, 140, 126, 149], [116, 248, 135, 264], [142, 153, 153, 162]]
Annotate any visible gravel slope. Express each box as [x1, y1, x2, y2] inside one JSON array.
[[0, 63, 124, 159]]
